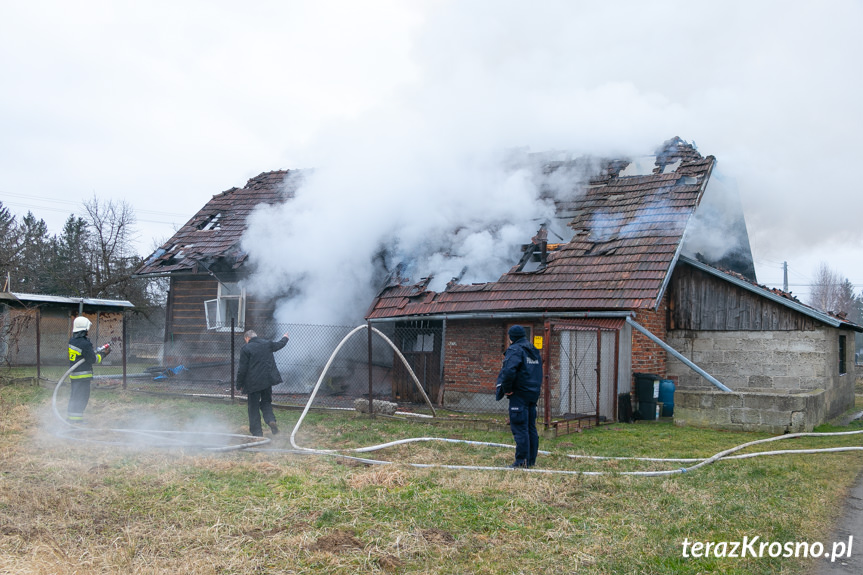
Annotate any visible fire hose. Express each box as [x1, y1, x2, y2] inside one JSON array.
[[52, 359, 270, 452], [280, 325, 863, 476], [48, 330, 863, 474]]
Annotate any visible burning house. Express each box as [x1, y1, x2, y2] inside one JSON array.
[[133, 170, 304, 363], [365, 138, 861, 433], [135, 137, 860, 432]]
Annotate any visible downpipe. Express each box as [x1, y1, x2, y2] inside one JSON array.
[[626, 316, 733, 393]]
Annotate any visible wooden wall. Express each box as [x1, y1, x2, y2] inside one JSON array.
[[669, 263, 819, 331], [164, 273, 277, 363]]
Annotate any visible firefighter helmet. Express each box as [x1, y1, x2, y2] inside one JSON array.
[[73, 317, 92, 332]]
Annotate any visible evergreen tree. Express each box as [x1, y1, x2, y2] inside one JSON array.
[[0, 202, 20, 290], [52, 214, 92, 296], [15, 212, 53, 293]]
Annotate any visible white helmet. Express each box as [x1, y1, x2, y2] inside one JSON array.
[[73, 316, 92, 332]]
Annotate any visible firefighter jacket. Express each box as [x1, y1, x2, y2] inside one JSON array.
[[68, 333, 104, 380], [236, 336, 288, 394], [495, 336, 543, 403]]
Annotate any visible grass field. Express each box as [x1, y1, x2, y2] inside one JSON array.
[[1, 381, 862, 574]]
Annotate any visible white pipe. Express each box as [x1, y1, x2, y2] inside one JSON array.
[[287, 327, 863, 475], [290, 324, 433, 451]]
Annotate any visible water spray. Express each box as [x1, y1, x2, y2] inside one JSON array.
[[52, 359, 270, 452]]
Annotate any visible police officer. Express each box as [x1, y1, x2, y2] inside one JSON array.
[[67, 316, 111, 423], [495, 325, 543, 468]]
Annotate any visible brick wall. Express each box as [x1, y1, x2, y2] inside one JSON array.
[[443, 319, 543, 394], [631, 297, 668, 377]]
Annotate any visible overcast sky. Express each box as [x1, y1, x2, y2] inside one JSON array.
[[1, 0, 861, 305]]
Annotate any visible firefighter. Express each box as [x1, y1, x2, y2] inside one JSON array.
[[67, 316, 111, 423]]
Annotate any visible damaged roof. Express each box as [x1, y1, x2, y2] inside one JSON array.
[[135, 170, 300, 276], [679, 256, 863, 332], [367, 137, 715, 319]]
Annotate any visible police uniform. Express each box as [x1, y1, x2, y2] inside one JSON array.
[[495, 325, 543, 468]]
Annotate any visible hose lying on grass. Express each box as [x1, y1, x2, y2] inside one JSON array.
[[51, 360, 270, 452], [50, 339, 863, 475], [279, 325, 863, 476]]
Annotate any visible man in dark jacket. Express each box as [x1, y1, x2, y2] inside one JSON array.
[[236, 330, 290, 437], [67, 316, 111, 423], [495, 325, 543, 468]]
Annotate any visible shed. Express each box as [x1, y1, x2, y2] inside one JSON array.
[[0, 292, 133, 366]]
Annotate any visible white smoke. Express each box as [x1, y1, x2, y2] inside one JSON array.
[[237, 0, 863, 322], [241, 147, 566, 325]]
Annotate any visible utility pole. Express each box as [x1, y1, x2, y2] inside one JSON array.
[[783, 261, 788, 292]]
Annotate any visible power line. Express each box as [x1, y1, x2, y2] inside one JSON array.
[[0, 190, 192, 219]]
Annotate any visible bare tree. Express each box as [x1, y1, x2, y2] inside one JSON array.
[[809, 262, 862, 321], [82, 195, 138, 297]]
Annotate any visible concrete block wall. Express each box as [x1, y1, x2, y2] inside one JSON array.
[[674, 388, 825, 433], [666, 326, 855, 423]]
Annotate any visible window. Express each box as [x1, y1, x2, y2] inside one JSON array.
[[839, 335, 847, 375], [505, 324, 535, 350], [204, 282, 245, 330]]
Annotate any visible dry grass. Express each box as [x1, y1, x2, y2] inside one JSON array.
[[2, 384, 863, 574]]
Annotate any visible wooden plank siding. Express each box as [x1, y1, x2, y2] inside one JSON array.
[[164, 274, 277, 365], [669, 264, 818, 331]]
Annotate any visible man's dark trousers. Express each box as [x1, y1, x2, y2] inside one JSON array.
[[247, 387, 275, 437], [509, 395, 538, 467]]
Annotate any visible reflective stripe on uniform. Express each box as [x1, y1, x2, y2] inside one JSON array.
[[69, 372, 93, 379], [68, 345, 82, 361]]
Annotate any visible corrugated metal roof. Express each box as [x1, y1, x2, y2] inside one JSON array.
[[368, 138, 714, 319], [0, 292, 134, 308]]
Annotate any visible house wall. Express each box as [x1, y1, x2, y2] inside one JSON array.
[[669, 263, 820, 331], [165, 274, 277, 364], [666, 327, 855, 419], [441, 318, 543, 410], [631, 298, 668, 377], [439, 317, 627, 421]]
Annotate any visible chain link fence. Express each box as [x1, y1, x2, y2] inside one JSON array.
[[2, 310, 633, 434], [1, 313, 450, 415]]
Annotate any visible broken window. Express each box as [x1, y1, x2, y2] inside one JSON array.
[[204, 282, 245, 330]]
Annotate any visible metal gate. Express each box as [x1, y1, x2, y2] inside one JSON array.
[[545, 319, 623, 435]]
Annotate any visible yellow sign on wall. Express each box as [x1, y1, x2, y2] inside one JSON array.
[[533, 335, 543, 349]]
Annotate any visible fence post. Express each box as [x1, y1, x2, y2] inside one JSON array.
[[36, 308, 41, 382], [367, 320, 374, 419], [543, 319, 551, 428], [122, 311, 127, 390], [230, 317, 235, 402], [595, 329, 601, 426]]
